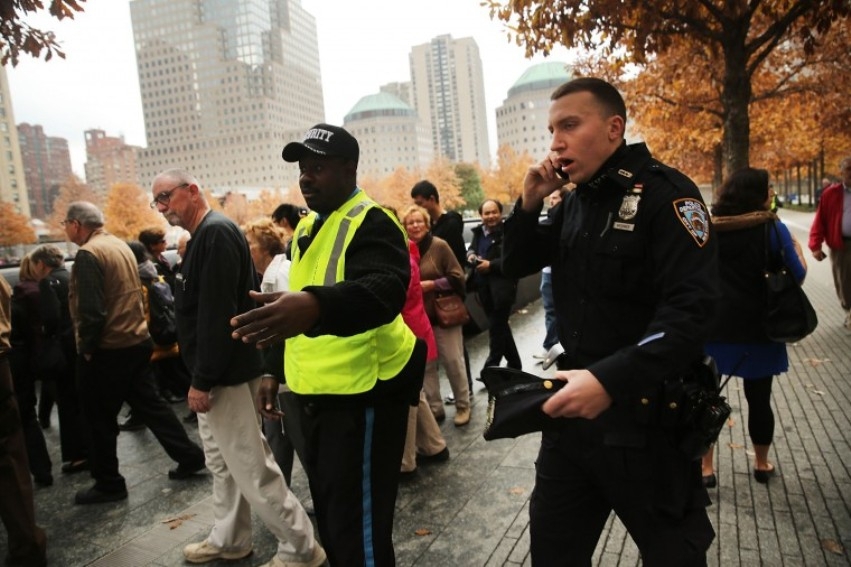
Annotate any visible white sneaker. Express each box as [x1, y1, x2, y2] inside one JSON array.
[[532, 349, 548, 360], [259, 544, 327, 567], [183, 539, 252, 564]]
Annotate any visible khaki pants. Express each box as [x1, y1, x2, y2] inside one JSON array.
[[423, 325, 469, 415], [401, 382, 447, 473], [198, 378, 316, 562]]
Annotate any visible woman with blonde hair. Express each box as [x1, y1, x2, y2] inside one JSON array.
[[241, 217, 299, 483], [400, 205, 470, 426]]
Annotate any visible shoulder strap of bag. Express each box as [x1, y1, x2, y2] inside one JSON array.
[[764, 219, 786, 271]]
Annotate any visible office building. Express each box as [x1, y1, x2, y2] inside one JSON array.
[[0, 66, 29, 216], [410, 34, 490, 167], [129, 0, 325, 191], [495, 62, 573, 160], [17, 123, 73, 218], [344, 91, 433, 179], [84, 129, 142, 195]]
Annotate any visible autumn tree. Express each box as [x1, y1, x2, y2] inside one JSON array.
[[0, 201, 37, 254], [455, 163, 484, 213], [245, 188, 288, 222], [604, 15, 851, 187], [1, 0, 85, 66], [369, 167, 419, 215], [486, 0, 850, 177], [422, 158, 465, 211], [48, 175, 100, 235], [103, 183, 164, 241], [221, 191, 251, 226], [480, 145, 534, 205]]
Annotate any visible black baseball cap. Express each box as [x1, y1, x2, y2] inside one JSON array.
[[282, 123, 359, 164]]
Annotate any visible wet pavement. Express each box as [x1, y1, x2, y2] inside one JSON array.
[[2, 208, 850, 566]]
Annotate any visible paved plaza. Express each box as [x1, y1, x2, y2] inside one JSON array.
[[2, 208, 850, 566]]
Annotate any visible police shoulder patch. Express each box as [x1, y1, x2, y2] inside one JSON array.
[[672, 198, 710, 247]]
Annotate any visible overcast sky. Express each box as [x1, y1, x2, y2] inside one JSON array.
[[6, 0, 576, 177]]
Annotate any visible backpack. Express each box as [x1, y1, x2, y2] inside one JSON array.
[[144, 276, 178, 346]]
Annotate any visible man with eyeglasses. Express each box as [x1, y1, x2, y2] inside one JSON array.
[[62, 201, 205, 505], [150, 170, 324, 567]]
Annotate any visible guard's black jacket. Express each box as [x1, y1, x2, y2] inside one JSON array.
[[503, 143, 719, 439]]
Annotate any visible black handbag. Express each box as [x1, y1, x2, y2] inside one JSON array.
[[477, 367, 565, 441], [763, 221, 818, 342]]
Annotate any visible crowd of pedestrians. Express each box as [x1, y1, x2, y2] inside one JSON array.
[[1, 77, 849, 566]]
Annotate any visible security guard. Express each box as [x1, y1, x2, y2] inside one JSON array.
[[502, 78, 719, 565], [231, 124, 426, 567]]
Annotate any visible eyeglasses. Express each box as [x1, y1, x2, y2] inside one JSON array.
[[150, 183, 189, 209], [60, 219, 78, 227]]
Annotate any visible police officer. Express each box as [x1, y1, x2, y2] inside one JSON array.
[[502, 77, 719, 565]]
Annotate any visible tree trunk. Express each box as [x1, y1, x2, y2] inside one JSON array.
[[720, 30, 751, 178]]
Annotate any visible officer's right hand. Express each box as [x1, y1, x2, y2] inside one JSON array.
[[522, 151, 570, 213], [542, 369, 612, 419]]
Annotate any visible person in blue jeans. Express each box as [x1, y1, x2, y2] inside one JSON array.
[[535, 189, 566, 360]]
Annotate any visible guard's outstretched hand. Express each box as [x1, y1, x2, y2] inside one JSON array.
[[231, 290, 320, 349]]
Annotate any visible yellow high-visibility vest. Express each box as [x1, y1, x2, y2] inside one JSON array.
[[286, 191, 415, 394]]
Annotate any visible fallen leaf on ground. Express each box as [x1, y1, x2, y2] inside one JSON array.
[[820, 539, 844, 555], [415, 528, 432, 536], [161, 514, 196, 529], [812, 390, 825, 396], [729, 443, 744, 449], [727, 417, 736, 428], [509, 487, 525, 495]]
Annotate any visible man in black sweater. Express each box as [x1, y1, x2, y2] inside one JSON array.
[[151, 169, 324, 567]]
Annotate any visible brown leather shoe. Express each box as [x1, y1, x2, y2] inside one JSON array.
[[454, 407, 471, 426]]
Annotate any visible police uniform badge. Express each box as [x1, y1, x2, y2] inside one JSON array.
[[673, 198, 710, 247], [618, 184, 642, 221]]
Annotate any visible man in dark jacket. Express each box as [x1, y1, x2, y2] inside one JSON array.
[[151, 169, 324, 567], [502, 77, 718, 564]]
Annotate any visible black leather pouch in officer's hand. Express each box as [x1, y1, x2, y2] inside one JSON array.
[[478, 367, 566, 441]]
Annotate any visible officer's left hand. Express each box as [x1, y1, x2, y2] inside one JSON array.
[[231, 290, 320, 348], [542, 369, 612, 419]]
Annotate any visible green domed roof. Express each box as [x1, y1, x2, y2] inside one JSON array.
[[345, 92, 415, 122], [508, 62, 572, 97]]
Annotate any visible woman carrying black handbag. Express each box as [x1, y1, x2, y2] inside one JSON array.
[[702, 167, 808, 487]]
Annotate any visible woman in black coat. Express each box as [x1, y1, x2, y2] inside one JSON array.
[[467, 199, 521, 372]]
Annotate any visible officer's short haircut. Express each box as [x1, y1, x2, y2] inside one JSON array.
[[66, 201, 104, 229], [410, 180, 439, 203], [551, 78, 627, 125]]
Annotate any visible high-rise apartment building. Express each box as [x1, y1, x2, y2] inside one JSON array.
[[496, 62, 573, 161], [344, 91, 433, 179], [17, 123, 73, 218], [410, 35, 490, 168], [84, 129, 142, 195], [0, 66, 30, 217], [129, 0, 325, 192]]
